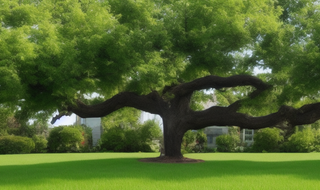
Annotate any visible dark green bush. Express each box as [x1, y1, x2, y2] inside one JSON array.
[[252, 128, 283, 152], [47, 126, 63, 152], [99, 127, 125, 151], [32, 135, 47, 153], [99, 120, 161, 152], [194, 130, 207, 153], [216, 134, 239, 152], [285, 128, 315, 152], [47, 126, 83, 153], [99, 126, 153, 152], [60, 127, 84, 151], [0, 135, 35, 154], [181, 130, 195, 153], [181, 130, 207, 153]]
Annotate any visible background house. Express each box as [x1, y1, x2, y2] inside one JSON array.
[[205, 126, 255, 148], [241, 128, 254, 146], [76, 117, 102, 147], [205, 126, 229, 148]]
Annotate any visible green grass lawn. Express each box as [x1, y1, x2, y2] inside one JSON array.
[[1, 152, 320, 190]]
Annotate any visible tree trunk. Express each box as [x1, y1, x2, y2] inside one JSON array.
[[162, 113, 188, 158]]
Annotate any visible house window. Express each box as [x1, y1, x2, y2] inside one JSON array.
[[207, 135, 213, 144], [245, 135, 253, 141], [244, 129, 254, 142], [80, 118, 86, 125]]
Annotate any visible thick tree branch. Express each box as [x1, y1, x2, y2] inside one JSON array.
[[170, 75, 271, 97], [66, 91, 164, 119], [187, 102, 320, 130], [295, 102, 320, 125]]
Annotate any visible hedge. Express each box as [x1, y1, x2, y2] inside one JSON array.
[[0, 135, 35, 154]]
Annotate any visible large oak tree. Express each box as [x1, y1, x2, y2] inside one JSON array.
[[1, 0, 320, 158]]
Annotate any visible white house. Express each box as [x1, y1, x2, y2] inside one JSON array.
[[205, 126, 255, 148], [76, 116, 102, 147]]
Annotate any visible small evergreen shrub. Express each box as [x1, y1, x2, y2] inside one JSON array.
[[181, 130, 207, 153], [216, 134, 239, 152], [0, 135, 35, 154], [32, 135, 47, 153], [99, 126, 153, 152], [181, 130, 195, 153], [99, 120, 162, 152], [286, 127, 315, 152], [47, 126, 83, 153], [47, 126, 64, 152], [252, 128, 283, 152], [60, 127, 84, 151]]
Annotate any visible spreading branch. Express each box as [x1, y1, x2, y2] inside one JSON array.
[[51, 75, 271, 124], [170, 75, 271, 97], [67, 91, 164, 119], [187, 103, 320, 131], [51, 75, 320, 131]]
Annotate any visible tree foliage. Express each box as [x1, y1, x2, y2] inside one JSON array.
[[0, 0, 285, 112], [102, 108, 141, 131], [0, 107, 13, 136]]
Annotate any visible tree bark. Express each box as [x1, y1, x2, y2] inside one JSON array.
[[162, 118, 185, 158]]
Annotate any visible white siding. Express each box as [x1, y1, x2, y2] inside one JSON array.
[[77, 117, 102, 147]]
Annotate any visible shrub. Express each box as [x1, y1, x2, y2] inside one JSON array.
[[60, 127, 84, 152], [99, 126, 153, 152], [32, 135, 47, 153], [181, 130, 208, 153], [0, 135, 35, 154], [140, 120, 162, 142], [47, 126, 83, 153], [99, 120, 161, 152], [47, 126, 63, 152], [286, 127, 315, 152], [313, 128, 320, 152], [79, 126, 92, 152], [99, 127, 126, 151], [252, 128, 283, 152], [216, 134, 239, 152], [181, 130, 195, 153], [196, 130, 207, 145], [194, 130, 207, 152]]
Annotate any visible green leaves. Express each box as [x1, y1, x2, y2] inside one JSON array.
[[244, 0, 320, 110], [0, 67, 23, 103], [253, 127, 283, 152], [0, 0, 319, 125]]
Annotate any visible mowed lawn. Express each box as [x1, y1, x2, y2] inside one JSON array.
[[1, 153, 320, 190]]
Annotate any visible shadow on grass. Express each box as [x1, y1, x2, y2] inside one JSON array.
[[1, 156, 320, 186]]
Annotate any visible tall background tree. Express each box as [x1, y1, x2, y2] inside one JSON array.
[[1, 0, 320, 158]]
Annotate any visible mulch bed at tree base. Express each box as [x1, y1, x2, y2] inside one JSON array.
[[139, 156, 204, 163]]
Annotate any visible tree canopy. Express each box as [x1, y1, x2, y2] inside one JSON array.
[[2, 0, 320, 158]]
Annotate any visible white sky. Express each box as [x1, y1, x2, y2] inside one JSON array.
[[51, 114, 76, 127]]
